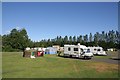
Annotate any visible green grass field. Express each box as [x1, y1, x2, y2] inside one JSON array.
[[2, 52, 118, 78]]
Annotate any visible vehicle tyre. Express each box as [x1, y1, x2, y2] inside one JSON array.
[[88, 57, 92, 59], [84, 56, 87, 59], [70, 55, 72, 58]]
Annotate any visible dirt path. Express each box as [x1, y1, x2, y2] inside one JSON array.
[[91, 51, 119, 64], [91, 57, 119, 64]]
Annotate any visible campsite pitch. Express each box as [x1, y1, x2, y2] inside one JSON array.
[[2, 52, 119, 78]]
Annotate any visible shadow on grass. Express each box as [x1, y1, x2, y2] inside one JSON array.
[[109, 57, 120, 60], [57, 55, 92, 60]]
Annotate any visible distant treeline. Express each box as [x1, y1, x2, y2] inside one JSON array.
[[1, 28, 120, 52]]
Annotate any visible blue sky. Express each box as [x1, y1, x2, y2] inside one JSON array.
[[2, 2, 118, 41]]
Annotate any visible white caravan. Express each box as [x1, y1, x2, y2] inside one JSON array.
[[87, 47, 107, 56], [64, 44, 93, 59]]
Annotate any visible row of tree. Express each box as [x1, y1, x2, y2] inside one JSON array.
[[1, 28, 120, 52]]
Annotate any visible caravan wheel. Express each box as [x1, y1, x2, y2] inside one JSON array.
[[70, 55, 72, 58], [84, 56, 87, 59], [84, 56, 91, 60]]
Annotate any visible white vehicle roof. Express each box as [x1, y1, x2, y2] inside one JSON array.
[[80, 45, 87, 49], [64, 44, 88, 49], [88, 46, 103, 49], [64, 45, 79, 47]]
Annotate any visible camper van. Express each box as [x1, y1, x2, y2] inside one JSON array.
[[87, 47, 107, 56], [64, 44, 93, 59]]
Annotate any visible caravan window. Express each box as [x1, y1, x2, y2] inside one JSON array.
[[81, 48, 83, 52], [74, 48, 78, 51], [68, 47, 71, 51], [94, 49, 96, 51], [97, 49, 101, 51], [87, 49, 90, 52]]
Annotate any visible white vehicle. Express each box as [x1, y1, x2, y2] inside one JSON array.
[[25, 47, 30, 50], [64, 44, 93, 59], [87, 47, 107, 56]]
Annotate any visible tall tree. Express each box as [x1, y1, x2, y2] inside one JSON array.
[[89, 33, 92, 42], [64, 36, 68, 44], [108, 30, 115, 42], [115, 31, 120, 43], [79, 35, 82, 43], [3, 28, 30, 51], [73, 36, 76, 44], [94, 32, 99, 45], [83, 34, 88, 42], [101, 31, 105, 41], [47, 39, 52, 47], [105, 32, 108, 42], [77, 36, 79, 42], [69, 36, 72, 44], [9, 28, 20, 49], [19, 28, 29, 50]]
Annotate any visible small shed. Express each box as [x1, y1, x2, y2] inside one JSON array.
[[23, 50, 37, 57], [45, 47, 57, 54], [23, 49, 44, 58]]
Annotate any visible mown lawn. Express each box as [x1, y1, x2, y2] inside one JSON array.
[[2, 52, 119, 78]]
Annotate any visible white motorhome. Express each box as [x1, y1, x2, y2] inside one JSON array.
[[87, 46, 107, 56], [64, 44, 93, 59]]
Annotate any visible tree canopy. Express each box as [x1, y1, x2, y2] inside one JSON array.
[[2, 28, 31, 51], [2, 28, 120, 52]]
